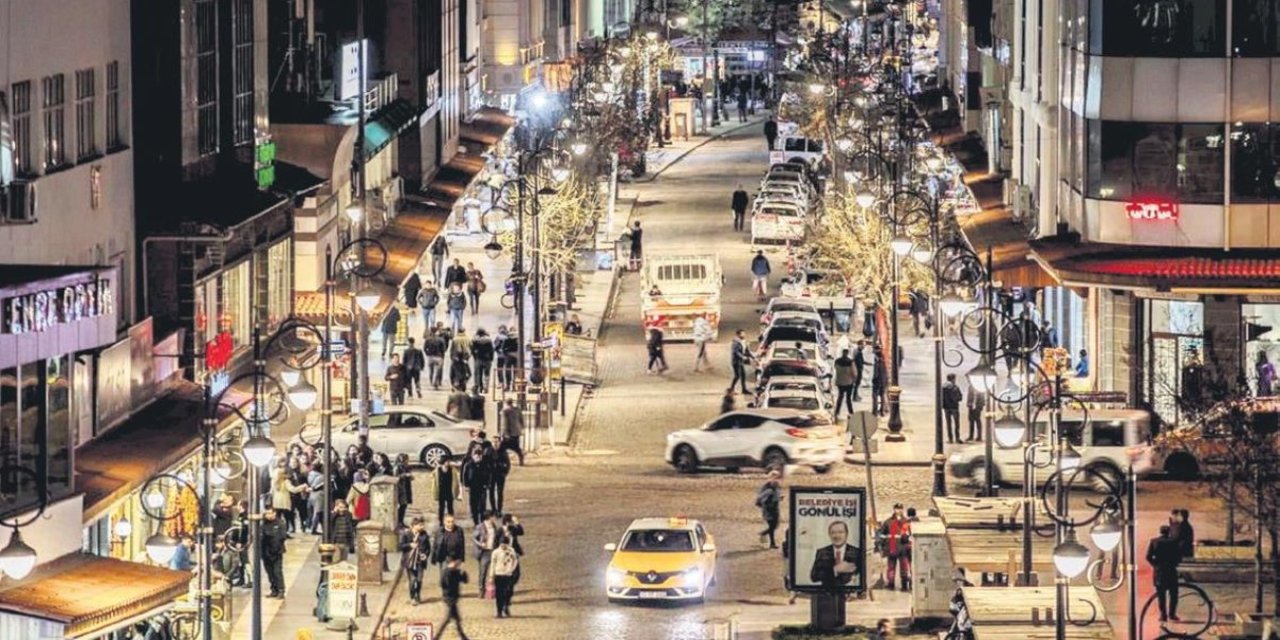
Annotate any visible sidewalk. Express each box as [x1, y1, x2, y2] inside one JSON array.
[[635, 112, 770, 183]]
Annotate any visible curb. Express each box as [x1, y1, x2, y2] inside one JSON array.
[[632, 118, 765, 183], [843, 455, 935, 468]]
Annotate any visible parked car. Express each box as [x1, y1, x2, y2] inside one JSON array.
[[759, 298, 821, 326], [751, 200, 809, 247], [290, 408, 481, 468], [758, 340, 830, 376], [755, 360, 831, 395], [770, 136, 827, 171], [946, 409, 1156, 491], [755, 378, 833, 415], [758, 325, 827, 358], [665, 408, 842, 473], [765, 310, 830, 345]]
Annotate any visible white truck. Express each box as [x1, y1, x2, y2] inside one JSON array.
[[642, 254, 723, 341]]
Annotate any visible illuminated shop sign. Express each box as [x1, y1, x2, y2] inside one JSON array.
[[3, 278, 114, 334], [1125, 199, 1178, 221]]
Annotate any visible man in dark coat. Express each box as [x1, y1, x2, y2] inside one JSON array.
[[756, 470, 782, 548], [404, 517, 431, 604], [402, 337, 425, 399], [764, 116, 779, 151], [331, 499, 357, 553], [429, 236, 450, 283], [462, 450, 491, 525], [809, 520, 863, 590], [852, 340, 867, 401], [261, 509, 288, 597], [501, 399, 525, 465], [731, 184, 750, 231], [437, 557, 470, 640], [966, 384, 986, 442], [444, 258, 468, 289], [424, 329, 447, 390], [729, 330, 752, 394], [628, 220, 644, 270], [470, 329, 495, 393], [871, 352, 888, 416], [385, 353, 406, 405], [433, 514, 468, 566], [403, 271, 422, 310], [380, 304, 401, 358], [1147, 525, 1182, 622], [942, 373, 963, 443]]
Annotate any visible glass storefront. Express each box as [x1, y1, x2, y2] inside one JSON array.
[[1144, 299, 1205, 427], [194, 261, 253, 354], [1041, 287, 1089, 360], [0, 357, 75, 521], [1243, 302, 1280, 397], [266, 240, 291, 331]]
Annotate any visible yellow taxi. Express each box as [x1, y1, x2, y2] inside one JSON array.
[[603, 516, 718, 603]]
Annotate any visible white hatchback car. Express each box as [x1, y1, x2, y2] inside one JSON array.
[[291, 407, 483, 468], [665, 408, 842, 474], [757, 379, 832, 415]]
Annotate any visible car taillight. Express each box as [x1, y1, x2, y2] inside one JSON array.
[[785, 428, 809, 439]]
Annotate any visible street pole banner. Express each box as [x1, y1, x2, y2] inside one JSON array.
[[328, 561, 360, 619], [788, 486, 867, 594], [405, 621, 434, 640]]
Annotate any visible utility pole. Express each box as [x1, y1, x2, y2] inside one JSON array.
[[354, 0, 371, 433]]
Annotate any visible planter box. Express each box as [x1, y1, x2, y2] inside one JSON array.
[[1195, 541, 1256, 561]]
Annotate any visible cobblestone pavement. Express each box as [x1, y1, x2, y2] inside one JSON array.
[[376, 123, 1267, 640]]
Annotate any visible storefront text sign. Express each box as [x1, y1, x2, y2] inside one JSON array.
[[405, 621, 434, 640], [3, 278, 113, 334], [328, 562, 359, 619], [1125, 199, 1178, 221]]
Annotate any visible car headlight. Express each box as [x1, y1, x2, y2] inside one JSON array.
[[680, 567, 704, 588], [607, 566, 627, 586]]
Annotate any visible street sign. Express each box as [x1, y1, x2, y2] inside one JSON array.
[[405, 621, 434, 640], [328, 561, 359, 619], [848, 411, 877, 440]]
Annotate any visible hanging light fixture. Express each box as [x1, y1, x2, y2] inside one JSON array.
[[242, 434, 276, 468], [210, 459, 233, 487], [354, 285, 382, 313], [993, 414, 1027, 448], [911, 242, 934, 264], [279, 366, 301, 388], [890, 235, 914, 257], [0, 529, 37, 579], [550, 164, 571, 183], [1052, 529, 1091, 578], [484, 239, 504, 260], [144, 532, 180, 566], [113, 517, 133, 539], [967, 361, 998, 394], [344, 205, 363, 223], [855, 190, 876, 209], [287, 379, 318, 411], [1090, 511, 1122, 553], [143, 486, 167, 512], [571, 141, 589, 156]]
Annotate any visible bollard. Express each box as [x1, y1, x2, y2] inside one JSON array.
[[358, 592, 370, 617]]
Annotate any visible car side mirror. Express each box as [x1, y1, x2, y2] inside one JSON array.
[[604, 543, 617, 552], [703, 543, 717, 553]]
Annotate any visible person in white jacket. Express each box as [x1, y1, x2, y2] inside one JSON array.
[[692, 317, 714, 372]]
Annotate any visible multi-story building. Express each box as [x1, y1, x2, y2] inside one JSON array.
[[937, 0, 1280, 429]]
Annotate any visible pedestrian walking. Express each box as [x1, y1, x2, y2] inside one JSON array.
[[385, 353, 406, 405], [647, 327, 668, 373], [446, 284, 467, 333], [347, 470, 372, 522], [470, 328, 494, 393], [966, 385, 986, 442], [1170, 509, 1195, 558], [942, 373, 962, 443], [433, 514, 467, 566], [490, 537, 520, 617], [736, 89, 748, 122], [909, 289, 930, 338], [380, 304, 401, 359], [490, 434, 510, 512], [444, 258, 468, 289], [437, 558, 471, 640], [1041, 319, 1059, 348], [418, 279, 441, 332], [403, 271, 422, 316], [404, 517, 431, 604], [852, 341, 866, 401], [501, 399, 525, 466], [871, 352, 887, 416], [402, 337, 425, 399], [431, 461, 461, 522], [495, 326, 517, 392], [834, 349, 855, 417], [1257, 351, 1276, 396], [446, 386, 472, 419], [750, 250, 771, 300], [731, 184, 750, 231], [261, 509, 288, 597], [764, 116, 778, 151], [462, 450, 491, 525], [465, 262, 486, 315], [692, 316, 713, 371], [270, 459, 301, 533], [878, 503, 912, 590], [430, 236, 450, 284], [473, 511, 500, 598], [729, 330, 752, 394], [424, 328, 447, 390], [628, 220, 644, 270], [449, 352, 471, 393], [565, 314, 583, 335], [756, 470, 782, 548], [1147, 524, 1182, 622]]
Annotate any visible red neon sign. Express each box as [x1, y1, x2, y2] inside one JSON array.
[[1125, 199, 1178, 222], [205, 331, 234, 370]]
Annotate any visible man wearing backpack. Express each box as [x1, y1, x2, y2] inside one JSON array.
[[942, 373, 963, 444], [490, 536, 520, 617], [418, 279, 441, 333]]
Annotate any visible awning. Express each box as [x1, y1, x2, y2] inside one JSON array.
[[362, 107, 515, 318], [363, 99, 421, 158], [0, 553, 190, 638], [293, 290, 353, 328], [75, 381, 236, 523], [1031, 235, 1280, 293]]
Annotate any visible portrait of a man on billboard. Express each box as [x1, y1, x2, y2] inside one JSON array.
[[789, 487, 866, 593]]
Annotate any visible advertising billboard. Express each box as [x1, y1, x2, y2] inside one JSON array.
[[335, 39, 370, 101], [788, 486, 867, 594]]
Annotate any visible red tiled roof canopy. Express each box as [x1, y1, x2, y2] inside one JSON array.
[[1079, 257, 1280, 280], [1031, 236, 1280, 290]]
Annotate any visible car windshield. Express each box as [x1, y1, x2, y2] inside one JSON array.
[[771, 302, 816, 314], [621, 529, 696, 552], [762, 362, 819, 377], [784, 138, 807, 152], [763, 328, 820, 345], [761, 207, 802, 217], [772, 347, 816, 361], [770, 381, 815, 392], [779, 415, 833, 428], [769, 397, 822, 411]]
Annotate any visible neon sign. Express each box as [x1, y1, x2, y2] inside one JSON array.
[[1125, 199, 1178, 221], [205, 331, 234, 370]]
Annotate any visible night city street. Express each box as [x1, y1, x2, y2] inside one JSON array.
[[1, 0, 1279, 639]]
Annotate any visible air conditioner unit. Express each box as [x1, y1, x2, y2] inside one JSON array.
[[2, 179, 37, 224]]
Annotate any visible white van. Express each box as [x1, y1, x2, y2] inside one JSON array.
[[642, 254, 723, 341], [770, 136, 827, 171]]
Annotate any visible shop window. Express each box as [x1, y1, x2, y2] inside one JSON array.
[[1230, 123, 1280, 202], [0, 360, 72, 523], [220, 262, 251, 349], [46, 356, 71, 497], [1233, 0, 1280, 55], [267, 241, 292, 331], [1087, 120, 1224, 203], [1243, 303, 1280, 397], [1146, 299, 1205, 427], [1094, 0, 1226, 56]]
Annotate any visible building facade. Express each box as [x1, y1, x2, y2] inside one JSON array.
[[0, 0, 136, 330]]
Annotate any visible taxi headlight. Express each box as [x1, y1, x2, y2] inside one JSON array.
[[681, 567, 704, 588], [607, 566, 627, 586]]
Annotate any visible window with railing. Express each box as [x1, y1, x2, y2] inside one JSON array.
[[42, 74, 66, 169], [196, 0, 218, 155], [75, 69, 97, 161], [10, 81, 32, 176], [232, 0, 254, 145]]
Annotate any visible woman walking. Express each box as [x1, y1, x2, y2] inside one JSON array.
[[755, 469, 782, 548], [466, 262, 486, 316], [647, 327, 669, 374]]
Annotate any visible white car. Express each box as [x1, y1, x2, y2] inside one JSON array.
[[751, 200, 808, 247], [757, 378, 832, 415], [756, 184, 810, 210], [665, 408, 842, 474], [759, 298, 820, 326], [759, 341, 831, 378], [767, 310, 830, 345], [290, 408, 482, 468], [946, 409, 1156, 492]]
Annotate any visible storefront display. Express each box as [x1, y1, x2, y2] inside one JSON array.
[[1144, 298, 1204, 426], [1243, 302, 1280, 397]]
